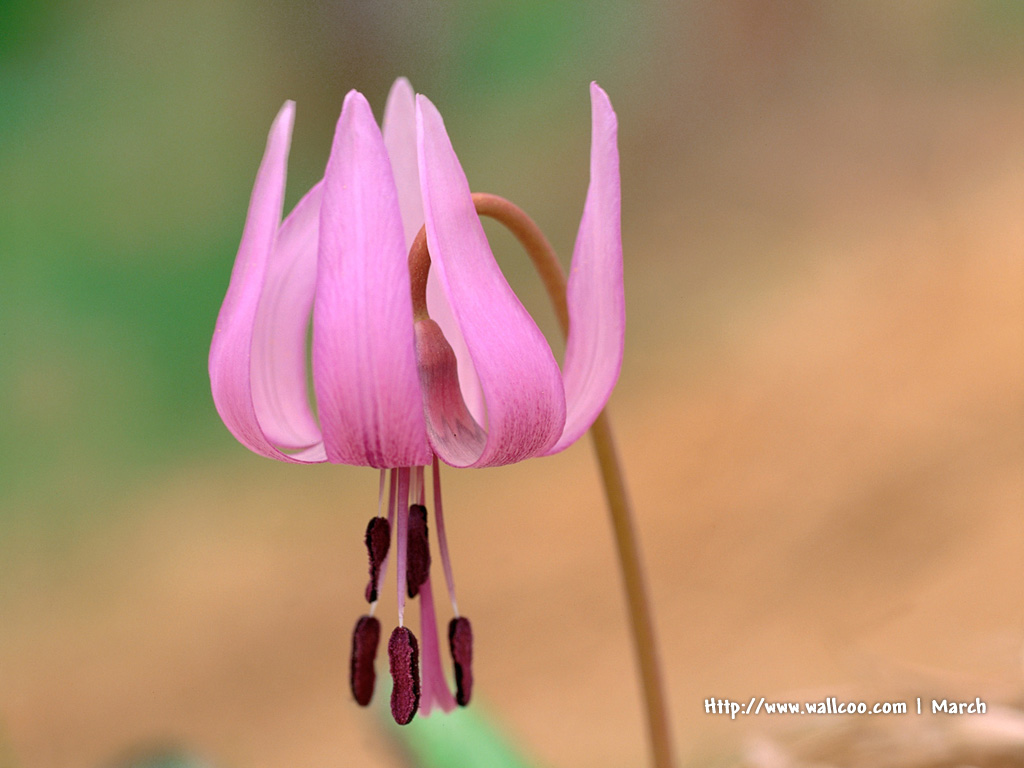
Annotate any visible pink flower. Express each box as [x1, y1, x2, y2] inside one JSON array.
[[209, 79, 621, 723]]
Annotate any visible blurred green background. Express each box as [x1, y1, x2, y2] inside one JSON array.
[[2, 2, 1022, 767]]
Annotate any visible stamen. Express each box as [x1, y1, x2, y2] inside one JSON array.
[[395, 468, 411, 626], [414, 464, 426, 505], [369, 470, 398, 618], [409, 462, 420, 506], [388, 466, 398, 522], [448, 617, 473, 706], [363, 516, 391, 603], [431, 455, 460, 616], [406, 504, 431, 598], [349, 615, 381, 706], [388, 626, 421, 725]]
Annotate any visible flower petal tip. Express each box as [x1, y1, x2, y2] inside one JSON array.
[[271, 100, 296, 133], [414, 93, 442, 125], [389, 76, 414, 100]]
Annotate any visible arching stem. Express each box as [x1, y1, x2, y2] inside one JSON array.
[[409, 193, 675, 768]]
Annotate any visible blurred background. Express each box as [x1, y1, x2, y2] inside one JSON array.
[[1, 1, 1022, 766]]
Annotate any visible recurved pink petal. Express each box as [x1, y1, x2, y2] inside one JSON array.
[[313, 90, 432, 468], [544, 83, 623, 455], [209, 102, 325, 463], [416, 95, 566, 468]]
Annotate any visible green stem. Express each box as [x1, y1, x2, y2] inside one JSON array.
[[410, 193, 675, 768]]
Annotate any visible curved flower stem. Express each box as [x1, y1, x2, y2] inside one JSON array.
[[408, 193, 675, 768]]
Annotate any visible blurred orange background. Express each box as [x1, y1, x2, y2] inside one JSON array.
[[1, 2, 1021, 767]]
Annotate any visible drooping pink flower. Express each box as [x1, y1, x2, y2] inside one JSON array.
[[209, 78, 622, 723]]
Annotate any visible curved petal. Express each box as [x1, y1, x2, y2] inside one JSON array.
[[416, 95, 566, 468], [414, 319, 485, 467], [544, 83, 623, 455], [383, 79, 485, 425], [252, 180, 323, 449], [313, 90, 432, 468], [209, 102, 326, 463]]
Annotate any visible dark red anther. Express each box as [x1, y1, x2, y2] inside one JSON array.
[[349, 615, 381, 706], [364, 516, 390, 603], [388, 626, 420, 725], [406, 504, 431, 598], [448, 616, 473, 706]]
